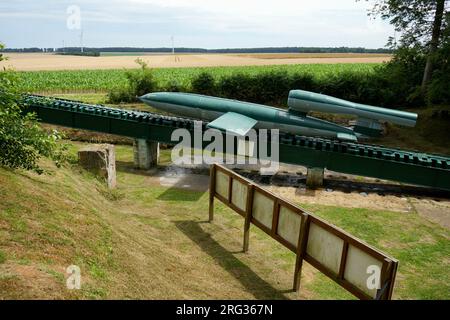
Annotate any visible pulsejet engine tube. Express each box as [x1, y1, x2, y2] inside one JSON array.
[[288, 90, 418, 130]]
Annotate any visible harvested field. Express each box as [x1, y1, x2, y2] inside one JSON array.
[[1, 52, 391, 71], [235, 53, 392, 59]]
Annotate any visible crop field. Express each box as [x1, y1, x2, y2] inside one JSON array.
[[235, 53, 391, 59], [1, 52, 390, 71], [18, 63, 379, 93]]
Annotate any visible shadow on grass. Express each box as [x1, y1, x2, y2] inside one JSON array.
[[157, 186, 204, 201], [115, 161, 159, 176], [175, 220, 288, 300]]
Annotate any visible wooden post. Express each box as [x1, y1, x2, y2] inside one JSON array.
[[209, 164, 216, 222], [243, 185, 254, 252], [293, 214, 309, 292], [387, 260, 398, 300], [376, 258, 393, 300]]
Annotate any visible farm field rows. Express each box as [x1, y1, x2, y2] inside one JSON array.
[[18, 63, 379, 93], [1, 52, 390, 71]]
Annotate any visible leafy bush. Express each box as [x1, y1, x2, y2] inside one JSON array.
[[107, 87, 136, 103], [254, 71, 292, 104], [165, 80, 185, 92], [289, 73, 317, 92], [428, 30, 450, 105], [217, 73, 259, 102], [108, 58, 157, 103], [191, 72, 216, 95], [0, 43, 66, 173]]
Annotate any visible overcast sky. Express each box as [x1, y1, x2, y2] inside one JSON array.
[[0, 0, 395, 49]]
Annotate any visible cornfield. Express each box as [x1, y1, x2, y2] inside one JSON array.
[[18, 63, 378, 93]]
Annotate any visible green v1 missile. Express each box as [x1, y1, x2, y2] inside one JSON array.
[[139, 92, 358, 141]]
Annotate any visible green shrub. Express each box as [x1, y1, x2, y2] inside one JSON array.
[[378, 47, 427, 107], [0, 43, 66, 173], [428, 38, 450, 105], [107, 87, 135, 103], [254, 70, 291, 104], [191, 72, 216, 95], [107, 58, 157, 103], [165, 80, 185, 92], [217, 73, 258, 102], [289, 73, 317, 92], [128, 59, 157, 97]]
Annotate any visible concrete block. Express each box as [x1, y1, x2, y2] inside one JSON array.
[[78, 144, 116, 189]]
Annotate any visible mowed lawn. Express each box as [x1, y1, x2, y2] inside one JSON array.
[[0, 142, 448, 299]]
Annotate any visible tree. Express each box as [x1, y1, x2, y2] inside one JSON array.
[[0, 43, 65, 173], [367, 0, 449, 91]]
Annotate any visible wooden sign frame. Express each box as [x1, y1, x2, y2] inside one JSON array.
[[208, 164, 398, 300]]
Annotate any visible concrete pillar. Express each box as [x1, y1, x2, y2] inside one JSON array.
[[133, 139, 159, 170], [78, 144, 116, 189], [306, 167, 324, 189]]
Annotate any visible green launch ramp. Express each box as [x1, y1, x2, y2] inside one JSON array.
[[21, 94, 450, 191]]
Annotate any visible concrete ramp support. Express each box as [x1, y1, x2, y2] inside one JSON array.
[[306, 167, 324, 189], [133, 139, 159, 170]]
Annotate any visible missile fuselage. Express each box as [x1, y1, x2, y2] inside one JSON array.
[[139, 92, 357, 140]]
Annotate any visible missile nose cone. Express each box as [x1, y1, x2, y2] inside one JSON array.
[[139, 93, 164, 106], [139, 92, 156, 102], [139, 92, 173, 104]]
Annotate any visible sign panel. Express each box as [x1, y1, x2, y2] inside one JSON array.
[[209, 164, 398, 300]]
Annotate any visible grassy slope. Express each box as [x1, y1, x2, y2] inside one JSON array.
[[1, 143, 449, 299]]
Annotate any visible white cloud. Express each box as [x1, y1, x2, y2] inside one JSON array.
[[0, 0, 393, 48]]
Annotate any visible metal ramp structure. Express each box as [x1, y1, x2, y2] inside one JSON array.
[[21, 94, 450, 191]]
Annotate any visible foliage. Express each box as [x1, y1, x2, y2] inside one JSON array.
[[368, 0, 448, 48], [373, 48, 428, 106], [0, 43, 66, 173], [56, 51, 100, 57], [165, 80, 185, 92], [366, 0, 450, 102], [107, 58, 157, 103], [428, 14, 450, 103], [191, 72, 216, 95]]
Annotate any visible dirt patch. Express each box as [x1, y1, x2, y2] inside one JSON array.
[[0, 263, 70, 299], [409, 199, 450, 230], [138, 165, 450, 228], [268, 186, 415, 213], [1, 53, 391, 71]]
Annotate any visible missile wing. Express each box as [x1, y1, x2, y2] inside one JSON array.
[[206, 112, 258, 136]]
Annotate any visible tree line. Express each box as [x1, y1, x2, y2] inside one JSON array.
[[1, 46, 393, 54]]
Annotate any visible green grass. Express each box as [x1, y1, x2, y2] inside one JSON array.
[[18, 63, 378, 93], [299, 204, 450, 299], [0, 250, 6, 264], [1, 140, 448, 299]]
